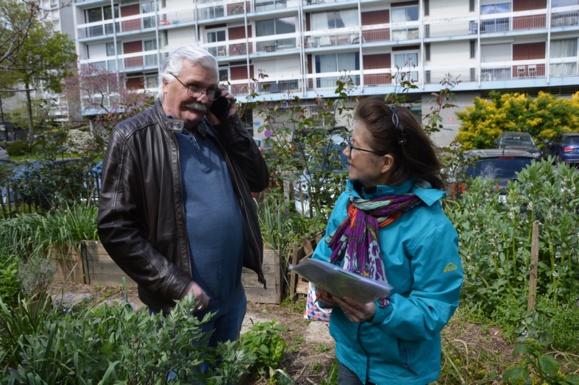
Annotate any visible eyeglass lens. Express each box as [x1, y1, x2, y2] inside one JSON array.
[[170, 72, 217, 100]]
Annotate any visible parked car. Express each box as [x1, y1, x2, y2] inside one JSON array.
[[294, 135, 348, 216], [494, 132, 541, 159], [542, 132, 579, 166], [450, 149, 537, 202], [253, 136, 273, 155], [0, 145, 8, 161]]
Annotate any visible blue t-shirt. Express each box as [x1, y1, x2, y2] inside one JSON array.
[[175, 129, 245, 313]]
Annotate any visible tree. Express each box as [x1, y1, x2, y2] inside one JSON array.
[[9, 18, 76, 136], [455, 91, 579, 150], [61, 64, 154, 156], [0, 0, 38, 73]]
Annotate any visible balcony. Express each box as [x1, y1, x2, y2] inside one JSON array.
[[551, 11, 579, 27], [305, 33, 360, 48]]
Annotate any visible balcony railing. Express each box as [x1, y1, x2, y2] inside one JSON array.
[[551, 11, 579, 27], [258, 79, 300, 93]]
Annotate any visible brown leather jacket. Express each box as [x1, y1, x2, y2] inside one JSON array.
[[97, 101, 269, 313]]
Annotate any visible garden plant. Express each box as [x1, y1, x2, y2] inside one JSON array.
[[0, 71, 578, 383]]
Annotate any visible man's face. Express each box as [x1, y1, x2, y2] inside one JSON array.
[[161, 59, 218, 128]]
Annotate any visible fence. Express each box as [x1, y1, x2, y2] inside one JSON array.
[[0, 158, 101, 218]]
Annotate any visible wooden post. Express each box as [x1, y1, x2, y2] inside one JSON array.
[[289, 242, 300, 299], [527, 220, 540, 311]]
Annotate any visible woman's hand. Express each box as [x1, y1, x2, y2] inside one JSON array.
[[315, 287, 338, 308], [334, 296, 376, 323]]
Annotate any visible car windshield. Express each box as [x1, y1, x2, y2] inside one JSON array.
[[466, 158, 533, 184], [565, 136, 579, 145], [499, 135, 534, 147]]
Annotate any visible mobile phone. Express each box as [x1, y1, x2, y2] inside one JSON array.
[[209, 89, 232, 122]]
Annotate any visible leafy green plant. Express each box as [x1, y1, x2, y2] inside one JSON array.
[[447, 160, 578, 313], [0, 255, 19, 307], [0, 293, 255, 384], [503, 339, 579, 385], [239, 319, 287, 379]]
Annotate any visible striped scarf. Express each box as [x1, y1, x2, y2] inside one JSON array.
[[326, 193, 422, 306]]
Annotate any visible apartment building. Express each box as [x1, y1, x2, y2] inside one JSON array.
[[38, 0, 77, 121], [73, 0, 579, 146]]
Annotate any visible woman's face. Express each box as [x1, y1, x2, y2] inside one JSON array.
[[343, 120, 392, 188]]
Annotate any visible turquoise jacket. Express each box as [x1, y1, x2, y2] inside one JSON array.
[[312, 178, 463, 385]]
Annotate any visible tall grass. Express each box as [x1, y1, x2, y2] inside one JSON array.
[[0, 203, 98, 262]]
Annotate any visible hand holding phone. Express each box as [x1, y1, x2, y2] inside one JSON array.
[[209, 89, 232, 122]]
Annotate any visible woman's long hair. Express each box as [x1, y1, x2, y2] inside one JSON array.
[[355, 96, 444, 190]]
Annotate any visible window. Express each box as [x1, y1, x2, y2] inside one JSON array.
[[393, 52, 418, 82], [469, 0, 475, 12], [144, 73, 158, 90], [201, 0, 225, 18], [315, 52, 359, 88], [256, 17, 296, 36], [144, 39, 157, 66], [550, 39, 577, 76], [552, 0, 579, 6], [551, 39, 577, 57], [311, 9, 359, 30], [207, 29, 227, 56], [425, 43, 431, 61], [480, 3, 510, 33], [208, 30, 226, 43], [85, 5, 119, 37], [141, 1, 156, 28], [106, 42, 121, 57], [255, 0, 286, 12], [218, 68, 229, 82], [470, 40, 476, 59], [256, 17, 296, 51], [391, 4, 419, 39], [391, 5, 419, 22], [424, 0, 429, 16], [105, 42, 122, 71]]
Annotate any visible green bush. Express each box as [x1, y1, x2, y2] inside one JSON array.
[[446, 160, 579, 350], [0, 294, 256, 383], [5, 140, 34, 157], [0, 256, 20, 307]]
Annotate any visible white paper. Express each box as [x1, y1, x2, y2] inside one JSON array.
[[290, 258, 392, 303]]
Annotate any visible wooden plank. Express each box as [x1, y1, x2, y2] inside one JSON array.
[[79, 241, 280, 302], [82, 241, 136, 287], [243, 249, 281, 304], [52, 249, 85, 284]]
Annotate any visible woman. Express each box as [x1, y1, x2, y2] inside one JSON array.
[[312, 96, 463, 385]]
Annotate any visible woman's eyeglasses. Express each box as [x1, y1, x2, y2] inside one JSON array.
[[347, 137, 387, 158], [169, 72, 218, 100]]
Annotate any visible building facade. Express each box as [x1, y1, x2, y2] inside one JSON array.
[[73, 0, 579, 146]]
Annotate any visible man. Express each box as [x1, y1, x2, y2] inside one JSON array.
[[97, 45, 269, 348]]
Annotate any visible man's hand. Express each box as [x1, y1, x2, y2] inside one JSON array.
[[184, 281, 210, 313], [207, 87, 236, 125]]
